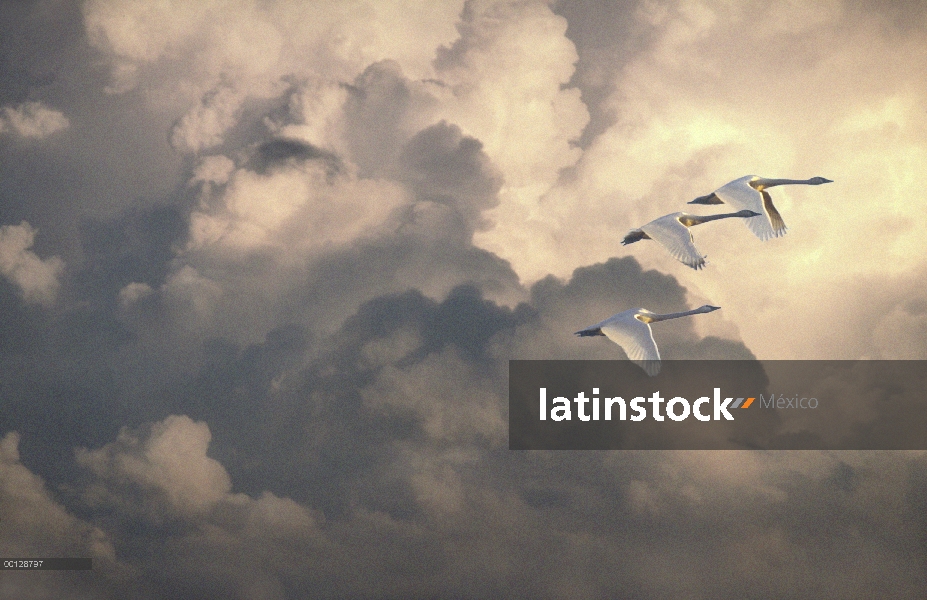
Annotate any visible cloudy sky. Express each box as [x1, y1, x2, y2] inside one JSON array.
[[1, 0, 926, 597]]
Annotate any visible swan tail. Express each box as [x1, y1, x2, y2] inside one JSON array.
[[622, 230, 648, 245], [575, 328, 604, 337]]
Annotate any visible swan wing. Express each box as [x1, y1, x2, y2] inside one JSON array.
[[761, 190, 788, 237], [640, 214, 706, 270], [715, 177, 778, 241], [600, 316, 659, 362], [601, 318, 661, 376]]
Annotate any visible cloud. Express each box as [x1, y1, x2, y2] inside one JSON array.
[[82, 0, 465, 97], [2, 1, 927, 597], [6, 414, 927, 597], [0, 221, 64, 306], [0, 432, 122, 599], [3, 419, 330, 599], [496, 256, 747, 363], [399, 120, 502, 231], [0, 101, 69, 139], [464, 0, 927, 363], [168, 82, 245, 153], [0, 432, 111, 557], [76, 415, 233, 516], [431, 0, 590, 277]]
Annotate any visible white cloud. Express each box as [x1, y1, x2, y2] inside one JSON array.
[[0, 221, 64, 306], [76, 415, 232, 515], [188, 161, 409, 258], [82, 0, 465, 100], [169, 83, 245, 153], [117, 281, 154, 311], [432, 1, 590, 278], [0, 432, 114, 558], [0, 101, 69, 139], [75, 414, 324, 537], [192, 154, 237, 186]]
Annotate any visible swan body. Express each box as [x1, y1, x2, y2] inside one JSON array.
[[575, 305, 720, 376], [688, 175, 832, 240], [622, 210, 761, 270]]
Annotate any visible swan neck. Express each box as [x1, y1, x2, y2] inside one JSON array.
[[686, 212, 744, 226], [646, 308, 704, 322], [755, 177, 814, 189]]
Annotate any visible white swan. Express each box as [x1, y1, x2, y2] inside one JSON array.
[[622, 210, 761, 270], [688, 175, 832, 240], [575, 305, 720, 376]]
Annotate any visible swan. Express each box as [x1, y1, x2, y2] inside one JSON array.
[[688, 176, 832, 240], [622, 210, 761, 270], [575, 305, 720, 376]]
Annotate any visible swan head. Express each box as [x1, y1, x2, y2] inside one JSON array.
[[809, 176, 833, 184], [699, 305, 721, 312], [735, 210, 763, 218]]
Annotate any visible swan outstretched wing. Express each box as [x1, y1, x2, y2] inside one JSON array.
[[601, 318, 661, 376], [715, 177, 779, 241], [760, 190, 788, 238], [578, 311, 661, 376], [600, 315, 661, 377], [640, 214, 706, 270]]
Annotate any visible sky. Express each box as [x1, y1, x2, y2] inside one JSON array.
[[0, 0, 926, 597]]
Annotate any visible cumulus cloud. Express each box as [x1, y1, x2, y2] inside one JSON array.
[[169, 82, 245, 153], [0, 101, 69, 139], [3, 420, 330, 598], [0, 221, 64, 306], [76, 415, 240, 518], [431, 0, 590, 274], [0, 432, 122, 599], [0, 432, 111, 558], [82, 0, 464, 98], [498, 0, 927, 361]]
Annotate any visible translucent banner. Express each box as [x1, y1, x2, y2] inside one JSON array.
[[509, 360, 927, 450]]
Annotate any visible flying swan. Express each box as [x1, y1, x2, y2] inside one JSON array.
[[575, 305, 720, 376], [622, 210, 761, 270], [688, 175, 832, 240]]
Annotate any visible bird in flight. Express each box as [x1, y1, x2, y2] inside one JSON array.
[[575, 305, 721, 376], [622, 210, 761, 270], [688, 175, 832, 240]]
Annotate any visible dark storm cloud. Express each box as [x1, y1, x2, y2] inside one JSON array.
[[0, 1, 87, 106], [5, 227, 927, 599], [552, 0, 649, 147], [74, 203, 188, 301], [0, 208, 190, 487], [128, 253, 745, 520], [265, 111, 522, 331], [343, 60, 428, 179], [399, 120, 502, 231], [175, 285, 531, 514], [0, 0, 181, 267], [30, 249, 764, 598], [250, 138, 343, 177]]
